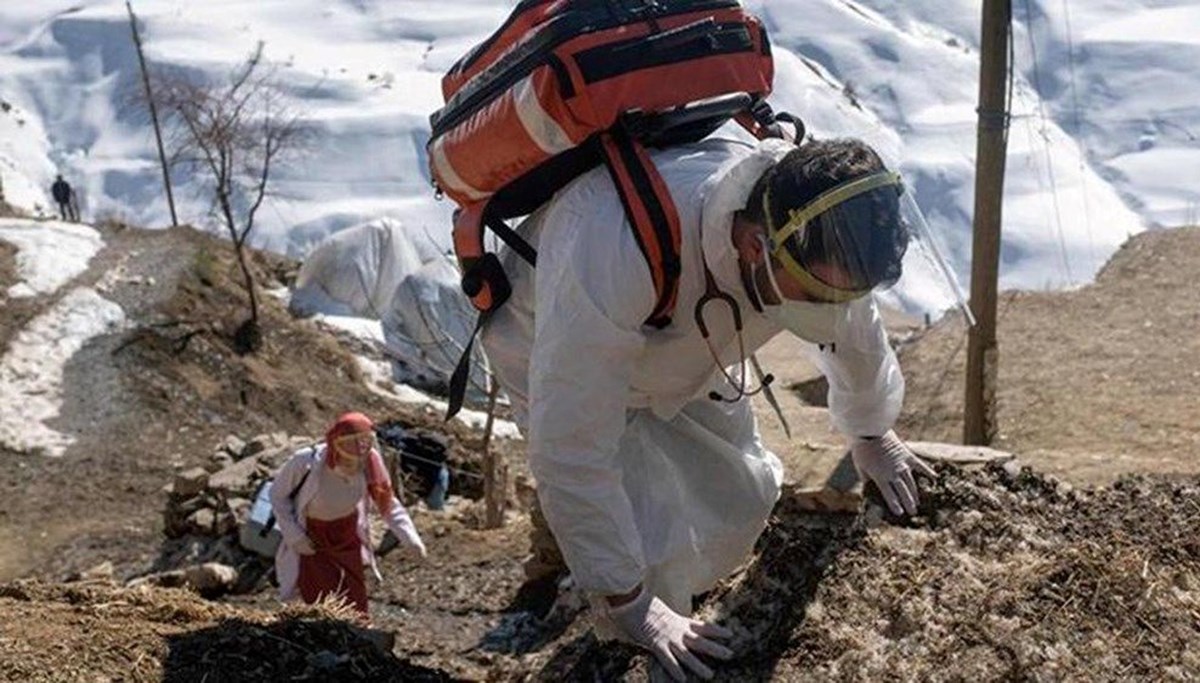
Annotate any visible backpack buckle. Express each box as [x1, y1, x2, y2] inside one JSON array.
[[461, 253, 512, 313]]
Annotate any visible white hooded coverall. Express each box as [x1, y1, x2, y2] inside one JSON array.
[[481, 138, 904, 614]]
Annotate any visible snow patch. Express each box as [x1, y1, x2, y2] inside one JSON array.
[[355, 355, 521, 441], [0, 218, 104, 297], [1, 0, 1192, 309], [0, 287, 125, 457]]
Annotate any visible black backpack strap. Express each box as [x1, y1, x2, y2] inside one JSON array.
[[599, 124, 683, 329], [259, 447, 316, 537], [445, 309, 493, 421], [485, 214, 537, 267]]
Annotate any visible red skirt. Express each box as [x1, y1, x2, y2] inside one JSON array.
[[299, 512, 368, 616]]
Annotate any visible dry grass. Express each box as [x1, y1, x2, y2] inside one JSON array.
[[0, 580, 456, 681]]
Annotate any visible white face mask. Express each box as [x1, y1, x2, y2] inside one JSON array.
[[752, 238, 846, 346]]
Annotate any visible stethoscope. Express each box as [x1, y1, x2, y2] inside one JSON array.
[[692, 264, 775, 403], [692, 262, 793, 438]]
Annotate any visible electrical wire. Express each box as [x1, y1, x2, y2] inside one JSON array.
[[1060, 0, 1098, 271], [394, 450, 485, 482], [1021, 0, 1074, 285]]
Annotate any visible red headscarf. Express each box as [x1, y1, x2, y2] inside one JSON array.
[[325, 411, 395, 515]]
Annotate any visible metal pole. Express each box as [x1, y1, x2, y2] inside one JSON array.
[[126, 1, 179, 227], [964, 0, 1012, 445], [481, 377, 506, 529]]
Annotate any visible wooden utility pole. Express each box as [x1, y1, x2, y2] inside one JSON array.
[[964, 0, 1012, 445], [481, 378, 506, 529], [126, 1, 179, 227]]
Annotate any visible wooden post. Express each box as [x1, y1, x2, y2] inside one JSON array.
[[481, 377, 506, 529], [964, 0, 1012, 445], [126, 1, 179, 228]]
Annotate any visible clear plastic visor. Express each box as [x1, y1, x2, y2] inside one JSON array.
[[769, 172, 906, 303], [770, 174, 973, 323]]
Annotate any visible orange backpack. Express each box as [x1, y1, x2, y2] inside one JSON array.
[[429, 0, 801, 416]]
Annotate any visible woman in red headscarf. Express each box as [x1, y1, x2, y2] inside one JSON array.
[[270, 412, 427, 618]]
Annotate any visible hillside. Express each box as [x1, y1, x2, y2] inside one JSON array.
[[897, 226, 1200, 484], [0, 219, 511, 584], [1, 217, 1199, 680]]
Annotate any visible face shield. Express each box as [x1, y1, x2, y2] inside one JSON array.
[[764, 171, 973, 324], [891, 189, 975, 326]]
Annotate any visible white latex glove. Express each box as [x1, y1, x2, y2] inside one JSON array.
[[376, 530, 428, 560], [406, 537, 428, 560], [289, 534, 316, 556], [851, 430, 936, 516], [607, 587, 733, 681]]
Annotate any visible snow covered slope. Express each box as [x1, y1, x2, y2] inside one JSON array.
[[0, 1, 1192, 314]]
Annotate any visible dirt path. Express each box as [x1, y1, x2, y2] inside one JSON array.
[[0, 224, 198, 580]]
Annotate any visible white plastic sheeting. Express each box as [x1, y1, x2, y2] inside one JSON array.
[[291, 218, 439, 318], [290, 218, 485, 397], [383, 255, 489, 397]]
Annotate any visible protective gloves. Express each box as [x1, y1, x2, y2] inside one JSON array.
[[407, 536, 429, 560], [607, 587, 734, 681], [850, 430, 936, 516], [376, 530, 428, 560]]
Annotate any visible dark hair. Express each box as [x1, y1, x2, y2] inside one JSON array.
[[744, 138, 908, 290]]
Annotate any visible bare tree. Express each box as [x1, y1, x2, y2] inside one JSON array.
[[152, 43, 305, 352]]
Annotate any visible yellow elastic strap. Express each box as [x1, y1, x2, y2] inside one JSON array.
[[774, 249, 863, 303], [764, 171, 903, 301], [770, 171, 902, 248]]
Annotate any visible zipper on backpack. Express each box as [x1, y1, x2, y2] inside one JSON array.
[[574, 22, 755, 85], [433, 0, 744, 137], [452, 0, 558, 78]]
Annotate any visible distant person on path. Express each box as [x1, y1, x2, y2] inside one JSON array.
[[270, 412, 427, 619], [50, 174, 77, 222]]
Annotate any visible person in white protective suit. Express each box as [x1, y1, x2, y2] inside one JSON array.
[[481, 135, 936, 681]]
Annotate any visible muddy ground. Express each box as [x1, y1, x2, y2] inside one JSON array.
[[521, 463, 1200, 680]]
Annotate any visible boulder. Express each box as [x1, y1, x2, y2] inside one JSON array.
[[174, 468, 210, 498], [213, 511, 237, 536], [242, 435, 270, 459], [73, 561, 115, 582], [906, 442, 1015, 465], [220, 434, 247, 458], [225, 497, 251, 518], [188, 508, 216, 533], [131, 562, 239, 598], [208, 456, 263, 496], [206, 452, 235, 473]]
